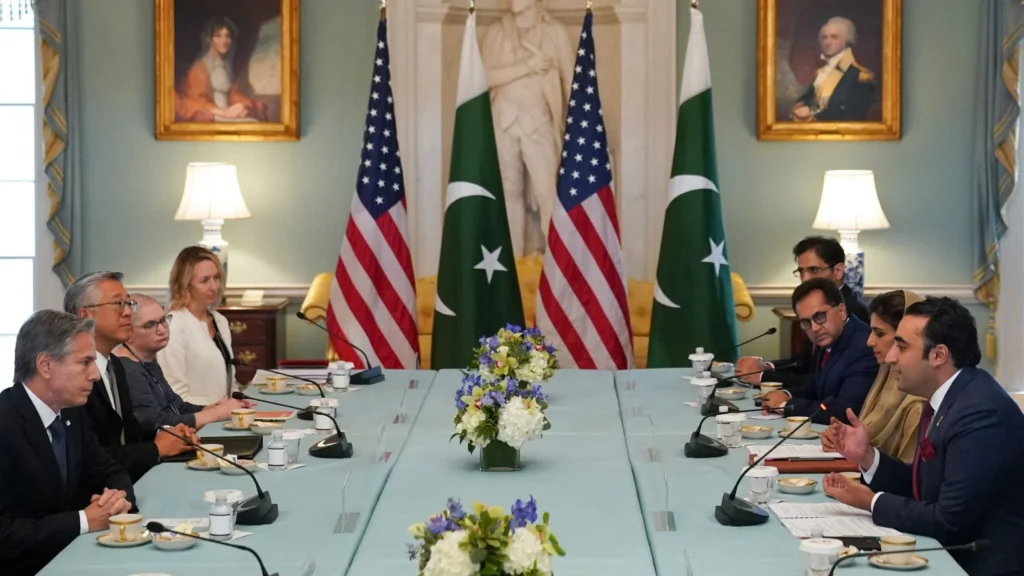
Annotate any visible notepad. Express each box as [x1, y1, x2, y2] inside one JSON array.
[[747, 444, 845, 460], [768, 502, 903, 538]]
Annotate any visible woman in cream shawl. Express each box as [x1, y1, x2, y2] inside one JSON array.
[[821, 289, 926, 463]]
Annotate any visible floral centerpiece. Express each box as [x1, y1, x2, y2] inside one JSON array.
[[452, 324, 558, 470], [408, 496, 565, 576]]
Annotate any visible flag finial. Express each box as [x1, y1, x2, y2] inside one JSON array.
[[380, 0, 386, 18], [690, 0, 699, 7], [586, 0, 593, 11], [469, 0, 475, 14]]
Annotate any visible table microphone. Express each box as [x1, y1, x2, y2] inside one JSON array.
[[145, 521, 278, 576], [296, 309, 385, 385], [685, 407, 770, 458], [714, 396, 834, 527], [826, 540, 989, 575], [231, 358, 325, 421], [700, 363, 797, 416], [158, 426, 278, 526], [708, 327, 777, 361], [232, 391, 353, 459]]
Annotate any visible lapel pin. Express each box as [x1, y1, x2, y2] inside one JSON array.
[[66, 420, 70, 426]]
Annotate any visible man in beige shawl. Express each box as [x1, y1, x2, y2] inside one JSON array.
[[482, 0, 575, 257], [822, 290, 927, 463]]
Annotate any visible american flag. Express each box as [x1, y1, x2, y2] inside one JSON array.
[[326, 16, 419, 369], [536, 11, 633, 370]]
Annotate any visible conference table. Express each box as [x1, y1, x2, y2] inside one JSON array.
[[40, 368, 966, 575]]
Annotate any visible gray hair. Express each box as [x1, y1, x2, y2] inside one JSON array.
[[822, 16, 856, 47], [63, 271, 124, 315], [14, 310, 95, 383]]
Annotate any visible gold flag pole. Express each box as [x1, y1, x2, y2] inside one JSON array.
[[380, 0, 386, 19]]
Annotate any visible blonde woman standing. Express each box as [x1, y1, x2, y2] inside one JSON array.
[[157, 246, 235, 405]]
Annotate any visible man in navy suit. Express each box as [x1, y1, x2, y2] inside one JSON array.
[[0, 311, 135, 575], [761, 278, 878, 424], [824, 297, 1024, 576]]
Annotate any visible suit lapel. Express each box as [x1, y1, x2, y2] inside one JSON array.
[[11, 384, 66, 503], [929, 368, 973, 441]]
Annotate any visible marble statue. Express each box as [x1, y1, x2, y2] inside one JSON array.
[[481, 0, 575, 257]]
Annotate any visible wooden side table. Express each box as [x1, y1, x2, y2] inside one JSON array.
[[217, 298, 289, 370], [772, 306, 811, 361]]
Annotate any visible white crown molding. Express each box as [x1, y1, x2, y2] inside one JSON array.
[[126, 283, 979, 306]]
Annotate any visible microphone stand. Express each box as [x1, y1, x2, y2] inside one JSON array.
[[233, 392, 353, 459], [827, 540, 988, 575], [684, 407, 767, 458], [708, 327, 777, 361], [297, 309, 385, 385], [714, 398, 833, 527], [158, 427, 278, 526], [146, 522, 278, 576], [232, 359, 326, 421]]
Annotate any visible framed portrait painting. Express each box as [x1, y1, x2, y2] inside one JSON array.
[[757, 0, 901, 141], [155, 0, 299, 141]]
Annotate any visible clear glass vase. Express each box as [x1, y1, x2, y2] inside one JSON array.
[[479, 440, 521, 471]]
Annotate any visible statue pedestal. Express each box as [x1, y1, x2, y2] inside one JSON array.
[[388, 0, 678, 281]]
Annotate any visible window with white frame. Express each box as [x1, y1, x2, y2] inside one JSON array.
[[0, 6, 36, 388]]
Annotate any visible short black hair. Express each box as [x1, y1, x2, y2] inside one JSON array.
[[793, 236, 846, 267], [791, 277, 844, 310], [868, 291, 906, 330], [905, 297, 981, 368]]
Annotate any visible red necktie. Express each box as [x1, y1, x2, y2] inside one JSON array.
[[911, 405, 935, 500], [820, 350, 830, 369]]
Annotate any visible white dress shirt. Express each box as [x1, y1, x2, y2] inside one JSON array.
[[862, 369, 963, 510], [814, 48, 850, 89], [157, 308, 235, 405], [94, 353, 116, 410], [24, 386, 89, 535]]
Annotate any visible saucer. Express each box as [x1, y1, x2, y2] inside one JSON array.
[[186, 459, 220, 471], [261, 388, 294, 395], [96, 531, 152, 548], [741, 425, 774, 440], [716, 387, 748, 400], [152, 533, 198, 551], [777, 477, 818, 495], [222, 423, 253, 431], [777, 429, 820, 439], [869, 554, 928, 570], [249, 422, 284, 435], [295, 385, 324, 396], [219, 459, 257, 475]]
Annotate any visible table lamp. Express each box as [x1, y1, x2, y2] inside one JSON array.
[[811, 170, 890, 299], [174, 162, 251, 274]]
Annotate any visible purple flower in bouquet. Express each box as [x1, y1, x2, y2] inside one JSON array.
[[523, 326, 542, 339], [480, 389, 506, 408], [446, 498, 466, 520], [426, 514, 458, 536], [454, 388, 468, 411], [510, 496, 538, 531], [505, 323, 523, 334], [527, 384, 547, 401]]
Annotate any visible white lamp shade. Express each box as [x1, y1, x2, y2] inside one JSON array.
[[174, 162, 251, 221], [811, 170, 890, 231]]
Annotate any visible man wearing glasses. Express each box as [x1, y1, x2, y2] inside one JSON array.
[[115, 294, 255, 435], [760, 278, 878, 424], [737, 236, 869, 386], [64, 272, 194, 481]]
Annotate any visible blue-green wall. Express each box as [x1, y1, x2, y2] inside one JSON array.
[[78, 0, 986, 363]]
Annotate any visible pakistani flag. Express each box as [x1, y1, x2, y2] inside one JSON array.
[[431, 11, 525, 369], [647, 7, 739, 367]]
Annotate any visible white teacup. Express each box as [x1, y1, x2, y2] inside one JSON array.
[[760, 382, 783, 395], [266, 376, 288, 393], [786, 416, 810, 435], [715, 413, 747, 448], [881, 535, 917, 565], [198, 443, 224, 467], [231, 408, 255, 428], [108, 513, 143, 542]]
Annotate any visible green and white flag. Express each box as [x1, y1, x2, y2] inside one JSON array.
[[431, 11, 525, 369], [647, 7, 739, 367]]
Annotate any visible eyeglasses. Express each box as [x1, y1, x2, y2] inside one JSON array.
[[138, 316, 171, 331], [84, 299, 138, 314], [793, 265, 836, 277], [798, 306, 836, 331]]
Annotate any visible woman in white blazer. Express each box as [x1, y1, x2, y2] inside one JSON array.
[[157, 246, 235, 405]]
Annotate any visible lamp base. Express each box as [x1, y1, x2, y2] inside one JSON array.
[[198, 219, 230, 275]]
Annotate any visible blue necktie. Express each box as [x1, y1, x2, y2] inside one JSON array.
[[48, 417, 68, 487]]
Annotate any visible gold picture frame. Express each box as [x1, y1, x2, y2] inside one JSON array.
[[757, 0, 901, 141], [155, 0, 299, 141]]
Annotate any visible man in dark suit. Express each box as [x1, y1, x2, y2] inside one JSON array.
[[791, 16, 875, 122], [824, 297, 1024, 576], [0, 311, 135, 575], [760, 278, 878, 424], [64, 271, 193, 481], [738, 236, 869, 388]]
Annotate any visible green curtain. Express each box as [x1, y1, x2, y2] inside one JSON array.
[[36, 0, 82, 287], [973, 0, 1023, 360]]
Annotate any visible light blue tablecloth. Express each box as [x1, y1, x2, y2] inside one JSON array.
[[346, 369, 657, 576], [39, 370, 436, 576], [616, 368, 967, 576]]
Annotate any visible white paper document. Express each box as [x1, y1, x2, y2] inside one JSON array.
[[746, 444, 845, 460], [769, 502, 903, 538]]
